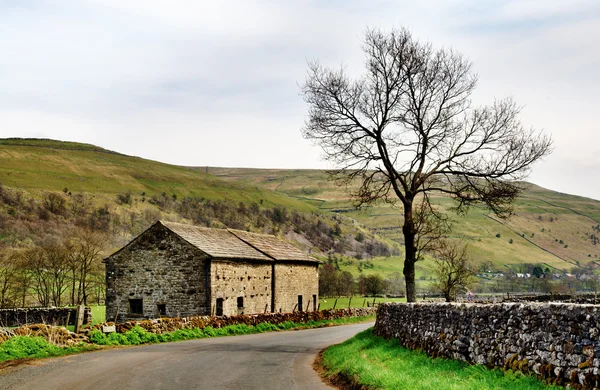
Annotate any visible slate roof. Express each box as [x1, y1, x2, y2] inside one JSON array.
[[160, 221, 272, 261], [229, 229, 319, 263], [159, 221, 318, 263]]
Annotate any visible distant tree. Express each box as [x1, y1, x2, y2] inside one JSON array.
[[64, 228, 105, 305], [385, 271, 405, 296], [363, 274, 387, 296], [319, 264, 354, 297], [116, 191, 132, 205], [24, 244, 70, 306], [0, 249, 19, 308], [532, 265, 544, 278], [42, 192, 66, 215], [432, 242, 476, 302], [301, 27, 551, 302]]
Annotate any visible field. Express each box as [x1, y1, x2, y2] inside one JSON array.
[[318, 297, 406, 310], [210, 167, 600, 271]]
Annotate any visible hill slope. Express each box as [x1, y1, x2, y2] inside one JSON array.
[[0, 139, 312, 211], [208, 167, 600, 272]]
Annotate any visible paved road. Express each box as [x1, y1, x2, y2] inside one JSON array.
[[0, 322, 373, 390]]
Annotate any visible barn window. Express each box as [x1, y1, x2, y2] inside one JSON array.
[[157, 304, 167, 316], [297, 295, 303, 312], [237, 296, 244, 309], [129, 299, 143, 315], [216, 298, 224, 316]]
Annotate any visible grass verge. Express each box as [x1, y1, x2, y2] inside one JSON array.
[[0, 336, 97, 363], [88, 315, 375, 346], [320, 328, 555, 390]]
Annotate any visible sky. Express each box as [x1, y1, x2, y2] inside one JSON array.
[[1, 1, 599, 199]]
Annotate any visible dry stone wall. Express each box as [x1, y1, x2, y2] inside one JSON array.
[[375, 302, 600, 389], [106, 307, 376, 334], [0, 307, 91, 327]]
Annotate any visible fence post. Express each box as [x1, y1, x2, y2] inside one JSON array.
[[75, 305, 85, 333], [65, 311, 71, 328]]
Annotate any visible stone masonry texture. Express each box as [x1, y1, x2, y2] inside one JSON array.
[[106, 223, 210, 322], [274, 263, 318, 313], [210, 260, 272, 316], [375, 302, 600, 389]]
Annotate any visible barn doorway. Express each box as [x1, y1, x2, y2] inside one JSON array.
[[297, 295, 303, 312], [216, 298, 224, 316]]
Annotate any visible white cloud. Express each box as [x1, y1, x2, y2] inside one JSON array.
[[0, 0, 598, 199]]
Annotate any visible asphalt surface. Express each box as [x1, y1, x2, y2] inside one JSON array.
[[0, 322, 374, 390]]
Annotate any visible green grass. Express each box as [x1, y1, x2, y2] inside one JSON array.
[[0, 336, 96, 363], [90, 305, 106, 325], [319, 297, 406, 310], [0, 139, 314, 211], [88, 316, 375, 346], [321, 328, 554, 390]]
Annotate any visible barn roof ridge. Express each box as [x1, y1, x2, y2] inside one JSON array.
[[157, 221, 318, 263], [227, 228, 319, 263], [159, 220, 272, 261]]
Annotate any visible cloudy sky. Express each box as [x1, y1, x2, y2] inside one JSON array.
[[1, 1, 599, 199]]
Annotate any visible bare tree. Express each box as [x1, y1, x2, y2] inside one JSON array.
[[0, 249, 18, 308], [65, 229, 105, 305], [25, 244, 70, 306], [301, 27, 552, 301], [432, 242, 476, 302]]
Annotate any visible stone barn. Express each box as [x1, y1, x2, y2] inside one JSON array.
[[105, 221, 320, 322]]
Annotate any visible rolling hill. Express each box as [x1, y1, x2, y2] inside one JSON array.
[[0, 138, 313, 212], [2, 138, 600, 281], [207, 167, 600, 273]]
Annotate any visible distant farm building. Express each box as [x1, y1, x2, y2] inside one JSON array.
[[105, 221, 320, 322]]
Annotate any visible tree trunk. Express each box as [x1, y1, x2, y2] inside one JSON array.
[[403, 201, 417, 302], [444, 292, 451, 302]]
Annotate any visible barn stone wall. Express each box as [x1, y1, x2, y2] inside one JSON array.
[[375, 302, 600, 389], [274, 263, 318, 313], [106, 223, 210, 322], [210, 260, 272, 316]]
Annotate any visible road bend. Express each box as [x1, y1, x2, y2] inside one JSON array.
[[0, 322, 374, 390]]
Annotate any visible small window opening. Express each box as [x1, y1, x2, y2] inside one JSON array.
[[216, 298, 224, 316], [298, 295, 303, 312], [157, 304, 167, 316], [237, 296, 244, 309], [129, 299, 143, 315]]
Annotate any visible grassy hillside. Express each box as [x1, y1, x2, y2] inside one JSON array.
[[0, 139, 313, 211], [0, 139, 401, 264], [3, 138, 599, 276], [208, 167, 600, 272]]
